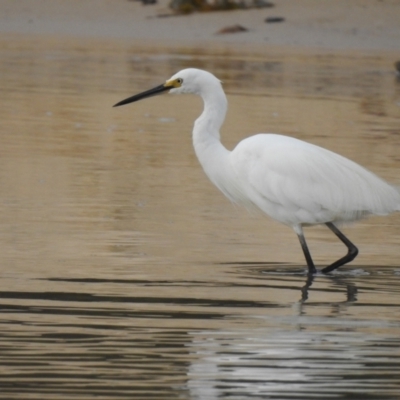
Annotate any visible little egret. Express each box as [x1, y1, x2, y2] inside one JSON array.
[[114, 68, 400, 274]]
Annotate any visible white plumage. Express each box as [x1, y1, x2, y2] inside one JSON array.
[[114, 68, 400, 274], [230, 134, 399, 225]]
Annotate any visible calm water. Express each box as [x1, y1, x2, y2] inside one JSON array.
[[1, 37, 400, 399]]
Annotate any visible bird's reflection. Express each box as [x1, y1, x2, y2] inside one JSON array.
[[224, 261, 359, 308], [299, 273, 358, 303], [300, 273, 314, 302], [184, 266, 377, 400], [394, 61, 400, 78]]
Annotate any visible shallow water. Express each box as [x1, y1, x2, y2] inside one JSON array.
[[0, 37, 400, 399]]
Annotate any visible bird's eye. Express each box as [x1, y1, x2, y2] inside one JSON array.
[[176, 78, 183, 85]]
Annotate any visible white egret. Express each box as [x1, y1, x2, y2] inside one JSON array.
[[114, 68, 400, 274]]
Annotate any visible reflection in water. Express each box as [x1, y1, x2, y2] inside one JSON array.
[[186, 267, 400, 400], [1, 266, 400, 399], [0, 37, 400, 399], [187, 328, 400, 400]]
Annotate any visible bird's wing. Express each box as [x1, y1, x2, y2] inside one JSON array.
[[229, 134, 400, 225]]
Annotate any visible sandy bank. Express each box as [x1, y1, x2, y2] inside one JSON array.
[[0, 0, 399, 53]]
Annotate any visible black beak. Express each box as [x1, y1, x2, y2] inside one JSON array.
[[113, 84, 171, 107]]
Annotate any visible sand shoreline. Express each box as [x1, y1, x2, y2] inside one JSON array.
[[0, 0, 399, 54]]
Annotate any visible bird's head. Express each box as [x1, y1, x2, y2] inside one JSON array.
[[113, 68, 222, 107]]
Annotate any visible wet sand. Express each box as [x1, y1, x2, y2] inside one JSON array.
[[0, 0, 399, 52]]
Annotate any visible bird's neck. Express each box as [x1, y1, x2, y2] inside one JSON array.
[[192, 87, 231, 194], [193, 88, 227, 151]]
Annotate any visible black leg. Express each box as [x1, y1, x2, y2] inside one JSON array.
[[321, 222, 359, 274], [296, 230, 317, 275]]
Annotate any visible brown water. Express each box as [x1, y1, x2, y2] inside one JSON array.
[[1, 37, 400, 399]]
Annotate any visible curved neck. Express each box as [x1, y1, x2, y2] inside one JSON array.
[[193, 86, 227, 148], [192, 85, 232, 195]]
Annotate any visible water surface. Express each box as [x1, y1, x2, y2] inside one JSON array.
[[0, 37, 400, 399]]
